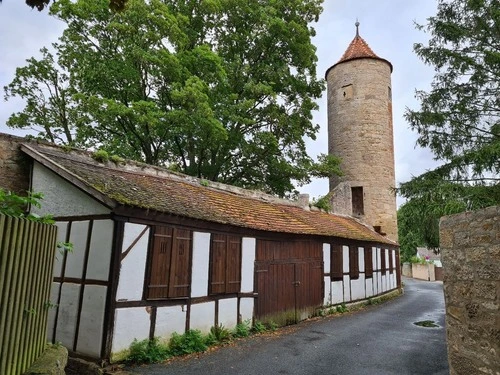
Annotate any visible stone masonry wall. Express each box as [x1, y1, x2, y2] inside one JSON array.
[[440, 206, 499, 375], [0, 133, 31, 194], [327, 58, 397, 241]]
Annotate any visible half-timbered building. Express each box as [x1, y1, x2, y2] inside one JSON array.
[[2, 139, 400, 361]]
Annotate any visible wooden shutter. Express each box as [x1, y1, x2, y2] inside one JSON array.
[[380, 248, 386, 273], [168, 228, 192, 298], [349, 246, 359, 279], [210, 234, 241, 294], [148, 226, 173, 299], [331, 245, 343, 281], [210, 234, 227, 294], [389, 249, 394, 274], [364, 247, 373, 278], [226, 236, 242, 293]]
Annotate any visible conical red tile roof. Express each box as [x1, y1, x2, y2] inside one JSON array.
[[325, 24, 392, 77]]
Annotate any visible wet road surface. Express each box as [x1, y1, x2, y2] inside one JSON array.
[[126, 277, 449, 375]]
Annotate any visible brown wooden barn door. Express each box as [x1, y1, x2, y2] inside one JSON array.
[[255, 240, 323, 325]]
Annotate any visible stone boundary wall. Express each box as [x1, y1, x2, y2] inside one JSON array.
[[440, 206, 499, 375], [0, 133, 31, 194]]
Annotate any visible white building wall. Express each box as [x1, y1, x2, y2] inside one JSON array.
[[331, 281, 344, 304], [241, 238, 256, 293], [240, 298, 254, 322], [351, 274, 365, 301], [323, 243, 331, 273], [155, 306, 186, 340], [31, 162, 110, 217], [190, 302, 215, 333], [112, 307, 150, 353], [86, 220, 114, 281], [76, 285, 107, 357], [324, 276, 331, 305], [65, 221, 90, 279], [116, 223, 150, 301], [365, 277, 374, 298], [343, 275, 351, 302], [218, 298, 238, 328], [53, 222, 68, 278], [358, 247, 365, 272], [191, 232, 210, 297], [342, 245, 349, 274], [55, 283, 81, 348]]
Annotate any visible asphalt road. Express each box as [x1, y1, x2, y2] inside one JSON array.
[[126, 277, 449, 375]]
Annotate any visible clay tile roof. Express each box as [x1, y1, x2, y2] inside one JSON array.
[[325, 24, 393, 77], [21, 141, 396, 246]]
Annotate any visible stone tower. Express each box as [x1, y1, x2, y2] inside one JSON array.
[[326, 22, 398, 241]]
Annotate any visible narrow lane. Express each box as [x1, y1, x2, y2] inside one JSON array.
[[127, 278, 449, 375]]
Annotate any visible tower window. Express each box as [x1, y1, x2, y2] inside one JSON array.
[[341, 84, 353, 99], [388, 86, 392, 101], [351, 186, 364, 216]]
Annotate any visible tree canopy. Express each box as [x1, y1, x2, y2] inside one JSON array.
[[4, 0, 338, 197], [398, 0, 499, 252]]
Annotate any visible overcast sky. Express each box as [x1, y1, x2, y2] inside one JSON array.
[[0, 0, 441, 205]]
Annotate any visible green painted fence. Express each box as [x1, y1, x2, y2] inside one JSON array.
[[0, 214, 58, 375]]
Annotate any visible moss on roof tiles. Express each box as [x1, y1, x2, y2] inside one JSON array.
[[26, 142, 395, 245]]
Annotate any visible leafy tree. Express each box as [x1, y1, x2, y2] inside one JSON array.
[[5, 0, 335, 197], [399, 0, 499, 249]]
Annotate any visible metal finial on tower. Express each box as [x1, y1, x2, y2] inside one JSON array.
[[355, 19, 360, 37]]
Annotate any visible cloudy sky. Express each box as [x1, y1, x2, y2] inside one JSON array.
[[0, 0, 441, 205]]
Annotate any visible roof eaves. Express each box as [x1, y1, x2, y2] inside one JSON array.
[[20, 143, 118, 210]]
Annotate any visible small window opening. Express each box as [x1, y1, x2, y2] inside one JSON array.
[[341, 84, 353, 99], [351, 186, 364, 216], [388, 86, 392, 101]]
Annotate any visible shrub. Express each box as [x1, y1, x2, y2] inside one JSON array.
[[251, 320, 267, 334], [206, 324, 232, 345], [168, 330, 207, 356], [233, 320, 251, 338], [126, 337, 169, 364]]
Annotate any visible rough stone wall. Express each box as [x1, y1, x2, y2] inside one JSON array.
[[326, 58, 397, 241], [440, 206, 499, 375], [0, 133, 31, 194]]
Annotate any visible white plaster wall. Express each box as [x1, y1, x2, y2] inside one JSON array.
[[116, 223, 149, 301], [343, 275, 351, 302], [241, 238, 256, 293], [46, 282, 60, 341], [191, 232, 210, 297], [351, 274, 365, 301], [365, 277, 374, 298], [381, 274, 387, 293], [239, 298, 254, 322], [342, 245, 349, 273], [377, 248, 381, 273], [331, 280, 343, 304], [218, 298, 238, 329], [53, 222, 68, 278], [65, 221, 89, 279], [189, 302, 215, 333], [112, 307, 151, 353], [76, 285, 107, 357], [377, 271, 382, 295], [55, 283, 81, 348], [372, 247, 377, 272], [358, 247, 365, 272], [155, 306, 186, 340], [324, 276, 331, 305], [323, 243, 330, 273], [86, 220, 114, 281], [390, 272, 396, 289], [31, 162, 110, 217]]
